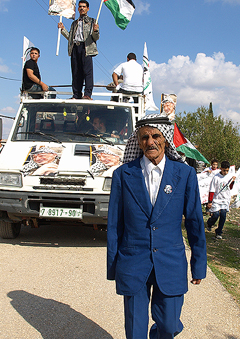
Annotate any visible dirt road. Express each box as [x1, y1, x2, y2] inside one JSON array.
[[0, 224, 239, 339]]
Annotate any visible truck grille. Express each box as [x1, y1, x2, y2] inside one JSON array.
[[40, 177, 86, 186]]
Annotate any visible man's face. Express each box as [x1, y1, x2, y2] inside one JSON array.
[[220, 167, 229, 176], [93, 118, 105, 133], [78, 2, 89, 16], [30, 50, 40, 62], [211, 162, 218, 170], [138, 126, 167, 165], [33, 153, 56, 166], [163, 102, 175, 114]]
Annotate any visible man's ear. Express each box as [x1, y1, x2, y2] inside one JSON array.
[[165, 140, 169, 147]]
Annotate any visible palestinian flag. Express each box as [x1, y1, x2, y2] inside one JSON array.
[[104, 0, 135, 30], [173, 123, 209, 164]]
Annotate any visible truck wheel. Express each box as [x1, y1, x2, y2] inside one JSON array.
[[0, 220, 21, 239]]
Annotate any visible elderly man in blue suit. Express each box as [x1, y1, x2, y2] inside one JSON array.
[[107, 114, 207, 339]]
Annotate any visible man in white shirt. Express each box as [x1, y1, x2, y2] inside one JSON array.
[[112, 53, 143, 96]]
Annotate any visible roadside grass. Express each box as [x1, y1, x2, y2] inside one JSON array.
[[182, 208, 240, 306]]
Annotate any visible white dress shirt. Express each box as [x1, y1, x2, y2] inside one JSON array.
[[74, 18, 84, 42], [140, 154, 166, 206]]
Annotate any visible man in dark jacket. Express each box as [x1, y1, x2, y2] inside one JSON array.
[[58, 0, 99, 99]]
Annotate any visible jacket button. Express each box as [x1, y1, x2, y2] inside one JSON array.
[[153, 227, 156, 231], [153, 248, 158, 252]]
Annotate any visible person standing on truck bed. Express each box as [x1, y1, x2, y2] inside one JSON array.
[[112, 52, 143, 99], [58, 0, 99, 100], [22, 47, 56, 99]]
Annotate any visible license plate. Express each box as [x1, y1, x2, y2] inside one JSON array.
[[39, 207, 82, 219]]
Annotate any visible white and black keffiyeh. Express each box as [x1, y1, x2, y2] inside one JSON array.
[[123, 113, 184, 163]]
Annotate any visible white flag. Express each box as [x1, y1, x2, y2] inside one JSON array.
[[48, 0, 76, 19], [22, 36, 34, 69], [143, 42, 159, 111]]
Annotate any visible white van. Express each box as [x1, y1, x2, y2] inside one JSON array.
[[0, 91, 144, 238]]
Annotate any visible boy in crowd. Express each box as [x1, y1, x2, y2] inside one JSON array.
[[202, 158, 220, 176], [207, 161, 236, 239]]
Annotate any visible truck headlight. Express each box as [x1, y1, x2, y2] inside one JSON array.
[[0, 172, 22, 187], [103, 177, 112, 191]]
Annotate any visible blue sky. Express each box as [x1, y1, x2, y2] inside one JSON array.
[[1, 0, 240, 138]]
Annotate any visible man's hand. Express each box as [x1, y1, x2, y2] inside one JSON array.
[[191, 279, 202, 285], [93, 23, 99, 31], [41, 83, 49, 92], [58, 22, 64, 30]]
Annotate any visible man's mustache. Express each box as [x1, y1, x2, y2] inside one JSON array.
[[145, 146, 159, 151]]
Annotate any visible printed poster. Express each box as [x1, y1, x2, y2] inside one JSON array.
[[22, 145, 64, 176], [160, 94, 177, 121], [90, 145, 124, 177], [48, 0, 76, 19]]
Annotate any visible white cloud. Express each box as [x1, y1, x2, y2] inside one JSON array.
[[149, 52, 240, 122], [134, 0, 150, 15], [0, 58, 11, 73], [0, 106, 15, 114], [0, 0, 9, 12]]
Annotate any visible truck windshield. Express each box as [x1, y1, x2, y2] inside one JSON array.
[[12, 102, 133, 145]]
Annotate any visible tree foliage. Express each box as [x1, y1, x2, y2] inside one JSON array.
[[175, 105, 240, 167]]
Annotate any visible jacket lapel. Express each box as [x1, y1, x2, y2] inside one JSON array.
[[124, 158, 152, 218], [151, 157, 181, 223], [73, 19, 79, 37]]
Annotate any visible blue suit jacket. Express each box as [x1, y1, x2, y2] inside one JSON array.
[[107, 156, 207, 296]]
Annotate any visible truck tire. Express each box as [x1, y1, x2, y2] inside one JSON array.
[[0, 220, 21, 239]]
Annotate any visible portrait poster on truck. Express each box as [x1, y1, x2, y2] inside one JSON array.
[[21, 145, 64, 176], [90, 145, 124, 177]]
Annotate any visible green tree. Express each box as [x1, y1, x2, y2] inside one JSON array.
[[175, 104, 240, 167]]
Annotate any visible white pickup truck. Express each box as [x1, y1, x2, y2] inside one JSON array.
[[0, 91, 144, 238]]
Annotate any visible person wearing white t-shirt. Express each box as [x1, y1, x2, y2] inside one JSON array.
[[112, 53, 143, 96], [206, 161, 236, 239], [201, 159, 220, 176]]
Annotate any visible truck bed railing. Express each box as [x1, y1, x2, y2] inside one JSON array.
[[20, 90, 145, 120]]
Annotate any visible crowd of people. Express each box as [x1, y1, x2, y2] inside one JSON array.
[[22, 0, 178, 117]]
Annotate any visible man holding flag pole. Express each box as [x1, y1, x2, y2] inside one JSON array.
[[58, 1, 99, 99]]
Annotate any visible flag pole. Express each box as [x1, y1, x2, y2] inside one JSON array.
[[96, 0, 104, 24], [56, 15, 62, 56]]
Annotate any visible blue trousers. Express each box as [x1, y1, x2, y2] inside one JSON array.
[[71, 43, 93, 99], [124, 269, 184, 339], [207, 209, 227, 235], [27, 84, 56, 99]]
